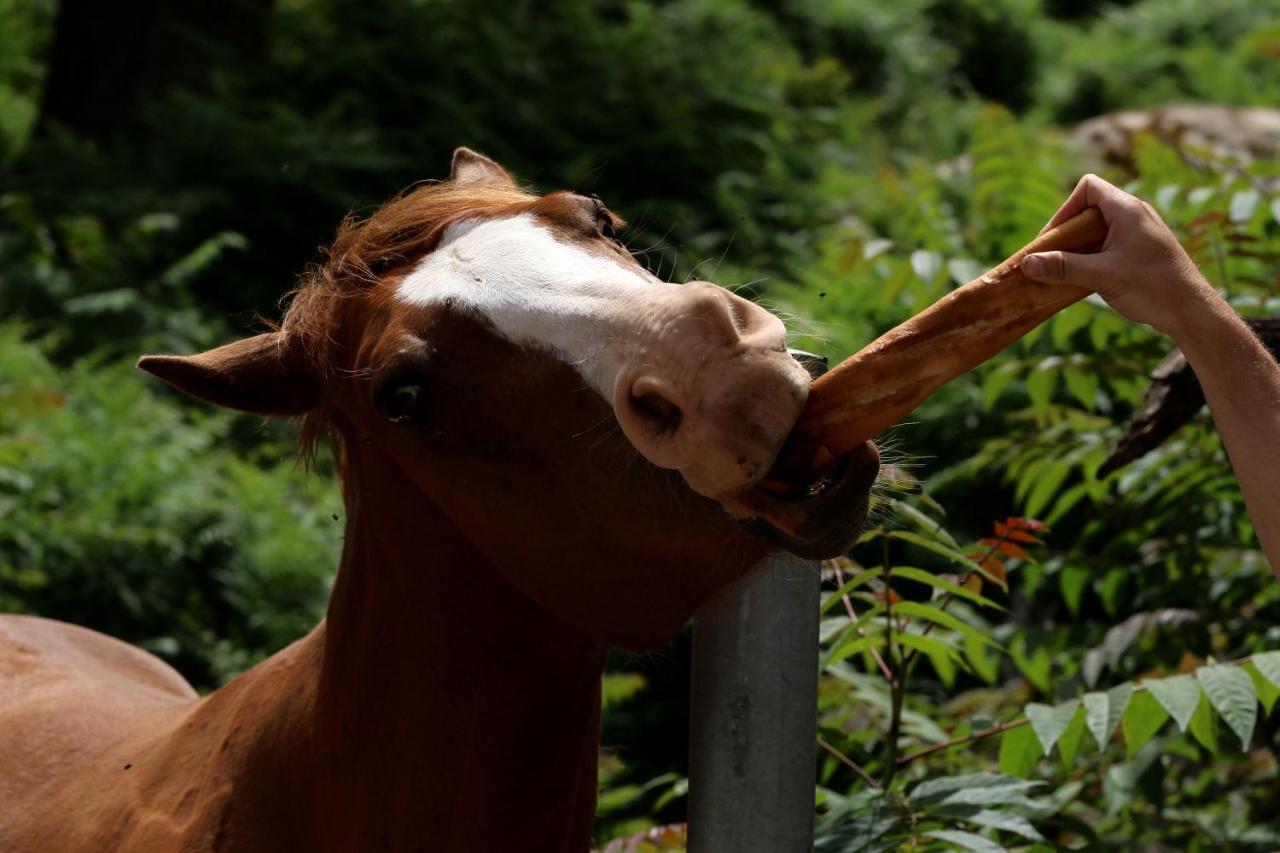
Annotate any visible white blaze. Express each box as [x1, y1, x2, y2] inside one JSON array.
[[395, 214, 656, 396]]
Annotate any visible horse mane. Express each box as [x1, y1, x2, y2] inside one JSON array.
[[280, 180, 536, 459]]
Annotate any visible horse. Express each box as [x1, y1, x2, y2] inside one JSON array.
[[0, 149, 880, 852]]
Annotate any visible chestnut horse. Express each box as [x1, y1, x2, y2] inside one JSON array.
[[0, 150, 879, 852]]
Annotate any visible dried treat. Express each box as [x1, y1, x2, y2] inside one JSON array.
[[771, 207, 1108, 484]]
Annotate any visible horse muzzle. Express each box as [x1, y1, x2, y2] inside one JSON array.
[[726, 439, 879, 559], [719, 350, 880, 559]]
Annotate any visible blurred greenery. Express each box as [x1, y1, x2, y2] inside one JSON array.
[[2, 0, 1279, 848]]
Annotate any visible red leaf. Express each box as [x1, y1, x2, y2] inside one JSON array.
[[993, 541, 1033, 561], [978, 554, 1007, 587], [875, 589, 903, 605], [1005, 516, 1048, 533]]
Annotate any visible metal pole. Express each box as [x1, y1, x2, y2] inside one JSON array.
[[687, 550, 821, 852]]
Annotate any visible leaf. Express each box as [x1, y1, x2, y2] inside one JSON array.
[[1010, 635, 1051, 694], [1080, 691, 1109, 752], [1096, 567, 1128, 617], [1250, 650, 1280, 691], [1229, 188, 1260, 222], [1046, 483, 1090, 526], [1084, 683, 1132, 749], [896, 632, 963, 665], [983, 361, 1021, 408], [980, 538, 1032, 561], [889, 530, 987, 573], [894, 501, 958, 546], [1145, 675, 1202, 732], [601, 672, 647, 710], [1024, 460, 1071, 520], [1026, 700, 1080, 754], [999, 724, 1043, 778], [910, 249, 943, 283], [926, 829, 1005, 853], [1153, 184, 1181, 211], [891, 566, 1002, 610], [1062, 366, 1100, 411], [1051, 303, 1093, 347], [821, 612, 886, 669], [1197, 664, 1257, 749], [1058, 565, 1090, 617], [976, 553, 1007, 588], [993, 522, 1040, 544], [965, 631, 1001, 686], [1026, 362, 1058, 410], [1057, 705, 1087, 771], [947, 258, 986, 285], [864, 238, 894, 260], [830, 636, 881, 668], [1189, 692, 1218, 755], [819, 567, 881, 615], [909, 773, 1041, 803], [928, 645, 958, 687], [955, 809, 1045, 843], [1123, 691, 1169, 758], [893, 601, 1000, 647], [1245, 662, 1280, 714]]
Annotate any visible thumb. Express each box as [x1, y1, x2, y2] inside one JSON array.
[[1021, 250, 1102, 287]]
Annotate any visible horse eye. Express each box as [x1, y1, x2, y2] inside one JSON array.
[[383, 384, 422, 424]]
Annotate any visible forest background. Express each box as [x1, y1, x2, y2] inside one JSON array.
[[2, 1, 1279, 848]]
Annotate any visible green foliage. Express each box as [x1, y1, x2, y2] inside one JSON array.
[[817, 772, 1057, 851], [0, 325, 338, 685], [0, 0, 53, 161], [3, 0, 1280, 848], [1036, 0, 1280, 120], [804, 132, 1280, 849]]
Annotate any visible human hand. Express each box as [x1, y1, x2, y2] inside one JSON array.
[[1020, 174, 1218, 339]]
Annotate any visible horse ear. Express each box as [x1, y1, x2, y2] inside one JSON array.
[[138, 332, 320, 416], [450, 147, 515, 186]]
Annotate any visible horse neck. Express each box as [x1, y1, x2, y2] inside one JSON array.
[[186, 437, 608, 850], [319, 437, 608, 846]]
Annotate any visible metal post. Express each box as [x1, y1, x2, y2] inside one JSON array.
[[687, 550, 821, 852]]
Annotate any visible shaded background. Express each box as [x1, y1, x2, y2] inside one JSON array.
[[2, 0, 1279, 846]]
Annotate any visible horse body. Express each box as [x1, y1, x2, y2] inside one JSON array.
[[0, 149, 879, 850]]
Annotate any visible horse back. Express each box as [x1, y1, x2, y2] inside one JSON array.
[[0, 615, 198, 850]]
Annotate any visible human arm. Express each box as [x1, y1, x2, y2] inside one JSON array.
[[1021, 174, 1280, 576]]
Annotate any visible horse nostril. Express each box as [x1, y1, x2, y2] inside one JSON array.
[[724, 292, 753, 335], [629, 376, 683, 436]]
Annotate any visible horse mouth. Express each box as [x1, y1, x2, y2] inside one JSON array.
[[722, 440, 880, 559]]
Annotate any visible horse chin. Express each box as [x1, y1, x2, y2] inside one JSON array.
[[721, 441, 880, 560]]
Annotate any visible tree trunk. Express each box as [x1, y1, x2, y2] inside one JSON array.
[[1101, 318, 1280, 477]]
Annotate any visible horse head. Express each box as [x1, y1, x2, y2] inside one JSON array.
[[139, 148, 878, 646]]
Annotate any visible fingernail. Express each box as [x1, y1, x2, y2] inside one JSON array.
[[1023, 255, 1044, 277]]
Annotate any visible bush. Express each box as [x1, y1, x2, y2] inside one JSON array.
[[0, 325, 339, 686]]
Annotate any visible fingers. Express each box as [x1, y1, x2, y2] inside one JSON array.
[[1039, 174, 1130, 235], [1021, 249, 1104, 289], [1038, 177, 1093, 235]]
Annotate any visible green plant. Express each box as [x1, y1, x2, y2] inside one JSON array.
[[0, 325, 339, 686]]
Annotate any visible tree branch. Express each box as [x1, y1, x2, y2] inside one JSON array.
[[818, 736, 881, 789], [831, 561, 894, 682], [896, 717, 1029, 767]]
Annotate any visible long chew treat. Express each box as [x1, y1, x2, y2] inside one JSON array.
[[772, 206, 1108, 481]]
